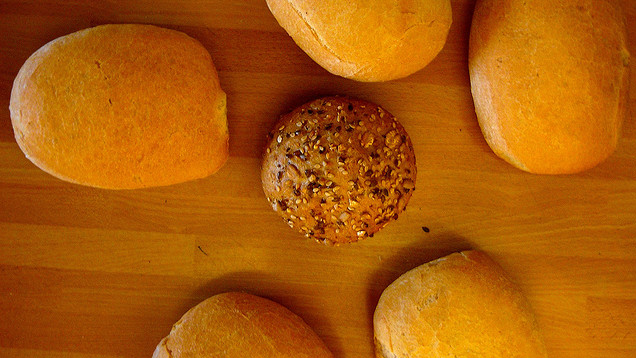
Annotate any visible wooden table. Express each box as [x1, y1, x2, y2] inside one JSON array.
[[1, 1, 635, 357]]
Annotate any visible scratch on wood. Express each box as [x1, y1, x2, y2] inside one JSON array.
[[197, 245, 208, 256]]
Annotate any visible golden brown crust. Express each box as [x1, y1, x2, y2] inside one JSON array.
[[373, 250, 548, 358], [261, 96, 416, 245], [9, 24, 228, 189], [153, 292, 333, 358], [469, 0, 630, 174], [265, 0, 452, 82]]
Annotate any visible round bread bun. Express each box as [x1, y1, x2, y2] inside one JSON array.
[[374, 250, 548, 358], [261, 96, 417, 245], [153, 292, 333, 358], [469, 0, 630, 174], [10, 24, 228, 189], [265, 0, 452, 82]]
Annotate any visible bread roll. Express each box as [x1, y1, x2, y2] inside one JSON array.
[[153, 292, 333, 358], [469, 0, 630, 174], [266, 0, 452, 82], [261, 96, 417, 244], [374, 251, 548, 358], [10, 24, 228, 189]]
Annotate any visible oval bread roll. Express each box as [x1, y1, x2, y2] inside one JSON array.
[[469, 0, 630, 174], [374, 251, 548, 358], [153, 292, 333, 358], [10, 24, 228, 189], [266, 0, 452, 82]]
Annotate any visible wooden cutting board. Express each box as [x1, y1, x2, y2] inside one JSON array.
[[1, 1, 635, 357]]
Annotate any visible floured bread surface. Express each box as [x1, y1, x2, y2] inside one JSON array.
[[10, 24, 228, 189], [374, 251, 548, 358], [266, 0, 452, 81], [469, 0, 630, 174], [153, 292, 333, 358]]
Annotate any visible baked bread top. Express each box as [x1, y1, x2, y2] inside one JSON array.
[[469, 0, 630, 174], [153, 292, 333, 358], [374, 250, 548, 358], [261, 96, 416, 244], [266, 0, 452, 81], [10, 24, 228, 189]]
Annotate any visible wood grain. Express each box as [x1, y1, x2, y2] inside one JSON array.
[[1, 0, 635, 357]]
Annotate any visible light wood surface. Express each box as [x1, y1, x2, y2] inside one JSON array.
[[1, 1, 635, 357]]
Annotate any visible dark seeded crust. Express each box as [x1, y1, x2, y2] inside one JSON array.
[[261, 96, 416, 245]]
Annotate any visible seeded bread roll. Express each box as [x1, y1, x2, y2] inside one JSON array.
[[153, 292, 333, 358], [469, 0, 630, 174], [374, 251, 548, 358], [261, 96, 416, 245], [265, 0, 452, 82], [10, 24, 228, 189]]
